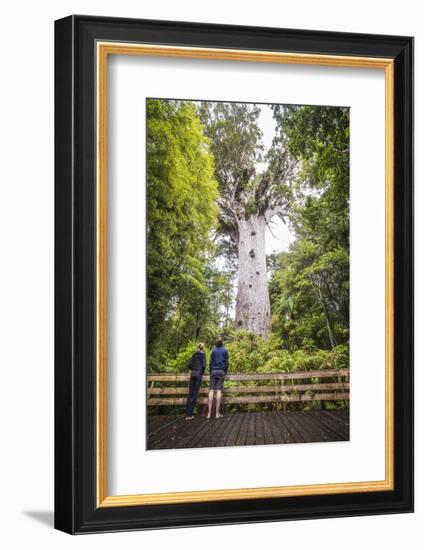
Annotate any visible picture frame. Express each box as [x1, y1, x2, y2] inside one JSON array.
[[54, 15, 414, 534]]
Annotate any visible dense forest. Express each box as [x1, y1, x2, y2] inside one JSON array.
[[146, 98, 349, 380]]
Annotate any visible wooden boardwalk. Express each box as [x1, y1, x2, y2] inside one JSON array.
[[147, 410, 349, 450]]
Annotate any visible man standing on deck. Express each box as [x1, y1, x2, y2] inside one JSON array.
[[207, 338, 229, 419]]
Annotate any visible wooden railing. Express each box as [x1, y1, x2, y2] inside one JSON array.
[[147, 369, 349, 407]]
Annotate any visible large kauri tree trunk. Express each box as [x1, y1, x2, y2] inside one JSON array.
[[235, 215, 271, 335]]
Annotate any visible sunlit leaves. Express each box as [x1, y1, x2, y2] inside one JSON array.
[[146, 99, 218, 350]]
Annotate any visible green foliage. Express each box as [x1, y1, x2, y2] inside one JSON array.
[[225, 332, 348, 373], [269, 242, 349, 350], [157, 332, 348, 375], [272, 105, 349, 251], [164, 342, 202, 374], [146, 99, 219, 355], [269, 105, 350, 352]]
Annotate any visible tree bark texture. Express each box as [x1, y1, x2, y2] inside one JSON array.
[[235, 215, 271, 335]]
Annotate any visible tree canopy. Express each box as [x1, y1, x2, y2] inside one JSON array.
[[199, 101, 297, 246]]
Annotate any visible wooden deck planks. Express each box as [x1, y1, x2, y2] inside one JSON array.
[[223, 412, 245, 447], [265, 411, 286, 444], [278, 411, 307, 443], [261, 413, 275, 445], [147, 410, 349, 450], [244, 412, 257, 446], [308, 409, 349, 441], [255, 413, 266, 446], [296, 411, 337, 442], [147, 416, 187, 449], [234, 411, 250, 446], [318, 409, 350, 431], [174, 417, 215, 449], [271, 411, 296, 444], [193, 414, 232, 449]]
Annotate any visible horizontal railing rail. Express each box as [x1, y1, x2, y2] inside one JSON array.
[[147, 369, 349, 407], [147, 368, 348, 382]]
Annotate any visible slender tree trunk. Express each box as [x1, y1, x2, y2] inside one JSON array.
[[310, 279, 337, 349], [235, 215, 271, 335], [174, 312, 182, 356], [194, 310, 200, 340]]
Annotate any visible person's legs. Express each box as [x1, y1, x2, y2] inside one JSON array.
[[214, 370, 225, 418], [192, 375, 202, 414], [207, 371, 218, 418], [185, 376, 195, 417], [215, 390, 223, 418], [185, 375, 200, 418], [207, 389, 214, 418]]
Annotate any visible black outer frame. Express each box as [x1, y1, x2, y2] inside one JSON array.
[[54, 15, 414, 534]]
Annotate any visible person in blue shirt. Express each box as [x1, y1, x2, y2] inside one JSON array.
[[185, 343, 206, 420], [207, 338, 229, 419]]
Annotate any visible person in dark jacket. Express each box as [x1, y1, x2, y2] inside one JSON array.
[[185, 343, 206, 420], [207, 338, 229, 419]]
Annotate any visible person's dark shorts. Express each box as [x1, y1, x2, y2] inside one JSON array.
[[210, 369, 225, 390]]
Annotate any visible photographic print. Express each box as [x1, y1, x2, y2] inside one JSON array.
[[146, 98, 350, 450]]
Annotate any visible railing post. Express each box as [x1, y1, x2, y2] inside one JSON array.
[[338, 372, 349, 409]]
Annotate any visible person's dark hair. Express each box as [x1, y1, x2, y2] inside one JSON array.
[[216, 338, 224, 347]]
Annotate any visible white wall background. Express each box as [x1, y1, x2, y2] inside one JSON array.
[[0, 0, 420, 547]]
